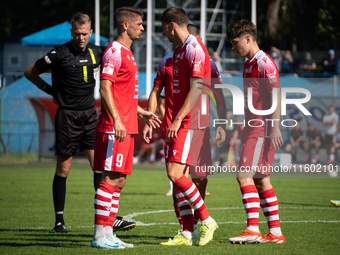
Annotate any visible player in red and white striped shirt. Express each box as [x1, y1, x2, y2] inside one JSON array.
[[227, 19, 285, 244], [158, 7, 220, 247], [91, 7, 161, 249]]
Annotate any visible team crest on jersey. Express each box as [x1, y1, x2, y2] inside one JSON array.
[[44, 55, 51, 64], [266, 71, 278, 84], [102, 62, 115, 75]]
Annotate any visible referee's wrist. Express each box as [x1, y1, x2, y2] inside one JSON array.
[[38, 81, 53, 96]]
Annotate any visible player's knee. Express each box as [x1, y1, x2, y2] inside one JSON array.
[[55, 169, 69, 178]]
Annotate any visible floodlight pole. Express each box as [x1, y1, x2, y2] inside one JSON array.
[[200, 0, 207, 45], [251, 0, 257, 26], [146, 0, 152, 98], [94, 0, 100, 99]]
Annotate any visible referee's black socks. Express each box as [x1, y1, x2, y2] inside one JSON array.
[[53, 173, 66, 225]]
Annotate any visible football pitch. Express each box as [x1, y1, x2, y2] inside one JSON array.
[[0, 157, 339, 254]]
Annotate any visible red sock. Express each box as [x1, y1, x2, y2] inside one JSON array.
[[194, 210, 199, 227], [107, 186, 121, 227], [241, 185, 260, 232], [94, 181, 115, 226], [174, 175, 210, 222], [177, 189, 194, 232], [173, 202, 183, 227], [259, 188, 281, 235]]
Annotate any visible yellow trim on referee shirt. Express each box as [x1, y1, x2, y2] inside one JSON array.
[[83, 66, 88, 82], [89, 48, 96, 64]]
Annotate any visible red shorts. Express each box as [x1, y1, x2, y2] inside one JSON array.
[[94, 132, 134, 175], [167, 128, 212, 177], [238, 136, 275, 176]]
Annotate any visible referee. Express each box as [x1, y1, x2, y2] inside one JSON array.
[[25, 13, 103, 233]]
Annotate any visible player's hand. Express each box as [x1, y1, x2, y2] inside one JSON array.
[[138, 109, 162, 129], [143, 124, 153, 144], [215, 126, 226, 146], [166, 119, 181, 142], [270, 126, 283, 150], [114, 119, 126, 143]]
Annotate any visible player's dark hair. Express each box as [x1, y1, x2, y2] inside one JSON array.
[[227, 19, 257, 41], [187, 24, 200, 37], [114, 6, 144, 27], [160, 7, 188, 26], [71, 13, 91, 27]]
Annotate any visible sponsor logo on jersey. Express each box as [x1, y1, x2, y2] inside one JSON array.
[[192, 60, 201, 72], [173, 150, 177, 156], [79, 59, 88, 63], [266, 71, 278, 84], [243, 157, 248, 163], [102, 62, 115, 75], [135, 72, 138, 81], [44, 55, 51, 64], [51, 50, 56, 54], [173, 79, 179, 86], [192, 42, 197, 48], [262, 57, 267, 63], [180, 52, 185, 59], [176, 54, 181, 58], [173, 89, 180, 93], [127, 55, 131, 60], [111, 48, 117, 54], [245, 66, 253, 73]]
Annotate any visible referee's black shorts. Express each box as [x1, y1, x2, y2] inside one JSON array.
[[55, 107, 98, 156]]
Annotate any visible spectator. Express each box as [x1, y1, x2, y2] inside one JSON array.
[[323, 105, 339, 163], [212, 51, 223, 73], [303, 123, 323, 163], [285, 122, 304, 161], [300, 52, 317, 74], [323, 49, 337, 76], [133, 133, 163, 164], [270, 46, 282, 72], [328, 124, 340, 164], [216, 110, 238, 166], [281, 50, 294, 74]]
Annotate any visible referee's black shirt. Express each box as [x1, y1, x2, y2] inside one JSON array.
[[35, 41, 102, 110]]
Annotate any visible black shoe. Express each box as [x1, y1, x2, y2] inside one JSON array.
[[53, 222, 70, 233], [113, 216, 136, 232]]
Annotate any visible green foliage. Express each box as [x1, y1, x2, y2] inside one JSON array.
[[0, 160, 339, 254]]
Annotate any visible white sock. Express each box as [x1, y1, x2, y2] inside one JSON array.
[[201, 216, 213, 224], [330, 154, 335, 160], [94, 224, 106, 240], [168, 178, 173, 189], [105, 225, 113, 237], [269, 227, 282, 236], [182, 230, 193, 239], [247, 226, 260, 233], [150, 154, 155, 161]]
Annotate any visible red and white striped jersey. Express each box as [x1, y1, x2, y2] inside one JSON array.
[[243, 50, 280, 138], [172, 34, 211, 130], [97, 41, 139, 134]]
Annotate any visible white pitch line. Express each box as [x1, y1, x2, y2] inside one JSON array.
[[2, 207, 338, 231]]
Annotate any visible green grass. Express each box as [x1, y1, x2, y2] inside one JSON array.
[[0, 158, 339, 254]]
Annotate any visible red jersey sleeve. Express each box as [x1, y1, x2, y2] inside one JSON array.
[[186, 39, 206, 78], [100, 47, 122, 84], [153, 57, 166, 90], [258, 54, 280, 91]]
